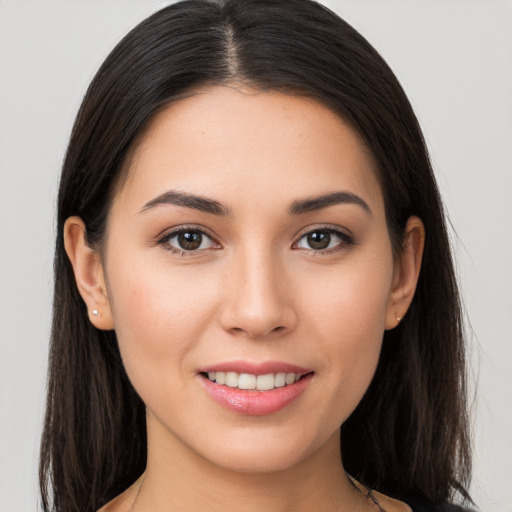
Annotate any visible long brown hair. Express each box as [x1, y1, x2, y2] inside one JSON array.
[[40, 1, 472, 510]]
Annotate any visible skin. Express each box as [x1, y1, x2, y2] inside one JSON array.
[[64, 85, 424, 512]]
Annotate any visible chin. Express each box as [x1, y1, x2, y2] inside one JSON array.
[[208, 446, 308, 474], [193, 426, 334, 475]]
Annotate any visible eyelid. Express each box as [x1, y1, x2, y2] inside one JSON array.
[[155, 223, 355, 256], [156, 225, 221, 254], [293, 223, 354, 243], [292, 224, 355, 253]]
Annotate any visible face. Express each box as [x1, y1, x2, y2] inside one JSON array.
[[99, 86, 399, 473]]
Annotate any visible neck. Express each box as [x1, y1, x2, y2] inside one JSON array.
[[130, 414, 366, 512]]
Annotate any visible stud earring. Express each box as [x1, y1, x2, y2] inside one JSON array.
[[92, 309, 100, 317], [396, 315, 402, 324]]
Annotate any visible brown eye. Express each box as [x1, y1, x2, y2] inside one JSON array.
[[162, 229, 217, 252], [306, 231, 331, 250], [295, 228, 354, 252], [177, 231, 203, 250]]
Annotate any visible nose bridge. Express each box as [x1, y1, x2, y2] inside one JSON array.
[[219, 240, 296, 338]]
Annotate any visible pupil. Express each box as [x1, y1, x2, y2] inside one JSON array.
[[178, 231, 202, 250], [308, 231, 330, 250]]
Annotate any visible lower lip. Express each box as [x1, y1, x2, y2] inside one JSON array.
[[200, 373, 313, 415]]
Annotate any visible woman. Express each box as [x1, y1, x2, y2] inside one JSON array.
[[39, 1, 474, 511]]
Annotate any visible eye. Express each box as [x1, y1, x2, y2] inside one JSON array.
[[294, 228, 353, 252], [158, 228, 219, 253]]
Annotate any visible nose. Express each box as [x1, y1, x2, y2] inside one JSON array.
[[218, 247, 298, 339]]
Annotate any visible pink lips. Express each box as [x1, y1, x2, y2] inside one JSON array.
[[198, 361, 313, 416]]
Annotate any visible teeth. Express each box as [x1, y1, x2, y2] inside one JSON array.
[[285, 373, 296, 385], [257, 374, 274, 391], [205, 371, 304, 391], [238, 373, 257, 390], [225, 372, 238, 388], [275, 372, 286, 387]]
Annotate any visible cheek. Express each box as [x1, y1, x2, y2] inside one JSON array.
[[300, 254, 393, 417], [106, 256, 220, 385], [304, 252, 392, 341]]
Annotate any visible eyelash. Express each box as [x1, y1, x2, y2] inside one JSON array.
[[156, 225, 355, 257], [294, 226, 355, 255], [156, 225, 219, 257]]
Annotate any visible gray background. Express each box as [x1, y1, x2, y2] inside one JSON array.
[[1, 1, 510, 510]]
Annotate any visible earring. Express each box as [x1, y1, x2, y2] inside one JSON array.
[[92, 309, 100, 317], [396, 315, 402, 324]]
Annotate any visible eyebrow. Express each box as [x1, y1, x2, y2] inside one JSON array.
[[289, 191, 372, 216], [140, 189, 371, 217], [140, 190, 230, 216]]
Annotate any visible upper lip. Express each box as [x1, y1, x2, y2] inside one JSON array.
[[198, 360, 312, 376]]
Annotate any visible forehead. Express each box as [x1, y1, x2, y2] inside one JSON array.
[[114, 85, 383, 216]]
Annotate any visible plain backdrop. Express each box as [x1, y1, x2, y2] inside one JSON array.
[[0, 1, 511, 511]]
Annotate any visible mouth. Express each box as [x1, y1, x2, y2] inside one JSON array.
[[197, 363, 314, 415], [200, 371, 312, 391]]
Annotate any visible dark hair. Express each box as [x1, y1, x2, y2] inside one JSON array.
[[40, 1, 472, 510]]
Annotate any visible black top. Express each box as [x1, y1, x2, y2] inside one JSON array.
[[405, 496, 475, 512]]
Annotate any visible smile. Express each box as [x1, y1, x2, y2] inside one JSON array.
[[204, 371, 304, 391], [198, 363, 314, 415]]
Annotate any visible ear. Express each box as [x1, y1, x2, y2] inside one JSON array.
[[63, 216, 115, 330], [385, 216, 425, 330]]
